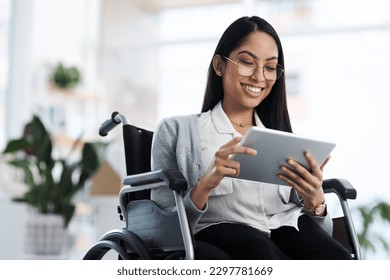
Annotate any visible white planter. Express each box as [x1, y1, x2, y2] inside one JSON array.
[[26, 213, 67, 255]]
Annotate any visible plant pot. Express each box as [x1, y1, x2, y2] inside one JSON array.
[[25, 213, 68, 256]]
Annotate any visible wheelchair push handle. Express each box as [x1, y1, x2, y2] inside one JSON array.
[[99, 111, 130, 136]]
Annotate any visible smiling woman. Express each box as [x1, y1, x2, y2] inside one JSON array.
[[150, 16, 352, 260]]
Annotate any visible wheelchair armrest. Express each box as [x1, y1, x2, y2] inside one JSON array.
[[322, 178, 357, 200], [122, 169, 188, 192]]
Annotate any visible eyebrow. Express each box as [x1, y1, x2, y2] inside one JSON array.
[[237, 50, 278, 62]]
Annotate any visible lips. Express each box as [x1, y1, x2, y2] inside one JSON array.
[[241, 83, 262, 94]]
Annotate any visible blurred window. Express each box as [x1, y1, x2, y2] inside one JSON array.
[[0, 0, 11, 148]]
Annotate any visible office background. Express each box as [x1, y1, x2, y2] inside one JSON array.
[[1, 0, 389, 259]]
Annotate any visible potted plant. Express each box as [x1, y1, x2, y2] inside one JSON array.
[[2, 115, 107, 255], [50, 62, 81, 90], [355, 200, 390, 259]]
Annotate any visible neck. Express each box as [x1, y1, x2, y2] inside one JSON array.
[[221, 100, 256, 126], [229, 118, 253, 127], [224, 108, 255, 128]]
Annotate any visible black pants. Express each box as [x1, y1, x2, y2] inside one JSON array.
[[194, 215, 352, 260]]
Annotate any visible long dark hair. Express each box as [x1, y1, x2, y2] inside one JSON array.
[[201, 16, 292, 133]]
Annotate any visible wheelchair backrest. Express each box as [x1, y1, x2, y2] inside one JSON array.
[[122, 124, 154, 201]]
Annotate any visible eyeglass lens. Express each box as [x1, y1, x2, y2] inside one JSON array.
[[237, 62, 283, 81]]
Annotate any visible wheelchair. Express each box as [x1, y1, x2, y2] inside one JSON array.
[[83, 111, 361, 260]]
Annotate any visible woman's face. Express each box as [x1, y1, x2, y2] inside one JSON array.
[[218, 31, 279, 111]]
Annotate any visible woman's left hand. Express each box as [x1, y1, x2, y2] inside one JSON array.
[[278, 152, 330, 211]]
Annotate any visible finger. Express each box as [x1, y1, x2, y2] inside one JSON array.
[[214, 157, 241, 177], [220, 136, 242, 148], [214, 164, 239, 177], [229, 145, 257, 156], [277, 172, 305, 194], [320, 155, 331, 172], [217, 137, 242, 159], [283, 160, 322, 193], [303, 152, 322, 177], [279, 165, 310, 191], [278, 168, 322, 199], [223, 137, 258, 156], [305, 152, 331, 176], [286, 159, 312, 181], [217, 141, 257, 159]]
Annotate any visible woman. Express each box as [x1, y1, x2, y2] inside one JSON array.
[[151, 16, 351, 260]]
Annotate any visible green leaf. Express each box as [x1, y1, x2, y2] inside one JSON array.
[[8, 158, 35, 187], [375, 202, 390, 221], [81, 142, 107, 174], [3, 139, 29, 153], [61, 204, 75, 228], [58, 161, 80, 200], [377, 236, 390, 251], [28, 115, 53, 167]]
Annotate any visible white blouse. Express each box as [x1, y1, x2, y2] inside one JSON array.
[[197, 101, 302, 235]]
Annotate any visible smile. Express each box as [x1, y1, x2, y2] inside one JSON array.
[[242, 83, 262, 94]]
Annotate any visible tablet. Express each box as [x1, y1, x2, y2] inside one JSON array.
[[231, 127, 336, 185]]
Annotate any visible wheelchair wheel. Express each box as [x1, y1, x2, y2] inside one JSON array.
[[83, 240, 131, 260], [83, 229, 152, 260]]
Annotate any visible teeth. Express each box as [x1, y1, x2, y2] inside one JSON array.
[[243, 84, 261, 93]]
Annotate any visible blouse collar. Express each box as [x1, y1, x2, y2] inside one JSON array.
[[210, 101, 265, 135]]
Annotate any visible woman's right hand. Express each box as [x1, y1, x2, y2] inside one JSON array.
[[190, 137, 257, 210]]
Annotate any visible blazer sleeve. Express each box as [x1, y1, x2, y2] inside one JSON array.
[[150, 117, 205, 232], [307, 213, 333, 236]]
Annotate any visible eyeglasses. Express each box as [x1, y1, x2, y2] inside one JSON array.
[[222, 55, 284, 81]]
